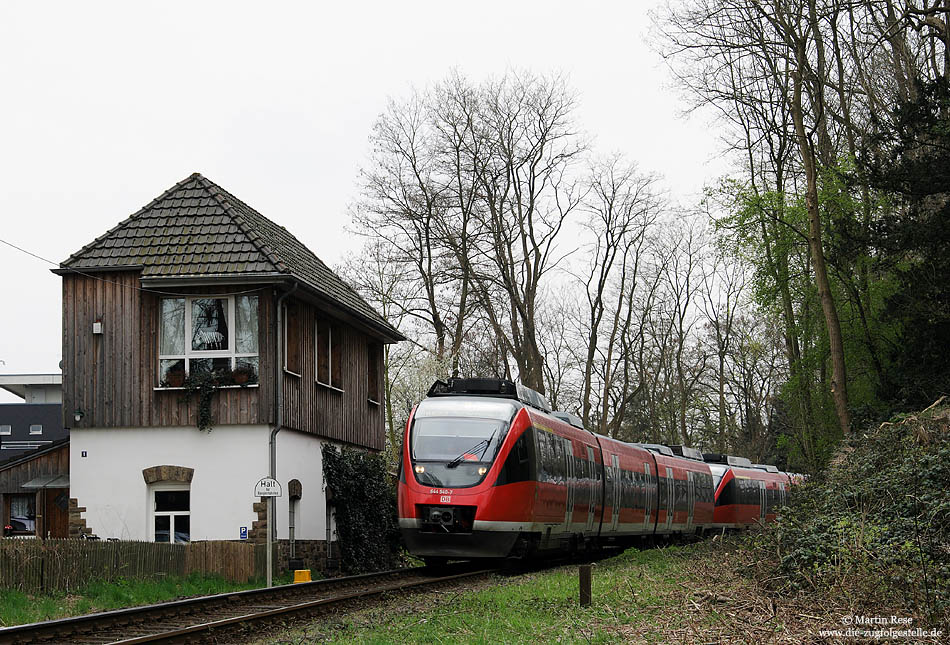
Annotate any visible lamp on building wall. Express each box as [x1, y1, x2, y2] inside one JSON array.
[[73, 408, 84, 424]]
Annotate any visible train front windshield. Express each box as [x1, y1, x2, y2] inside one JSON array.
[[709, 464, 728, 494], [409, 398, 519, 488]]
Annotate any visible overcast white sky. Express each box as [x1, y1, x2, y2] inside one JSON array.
[[0, 1, 728, 402]]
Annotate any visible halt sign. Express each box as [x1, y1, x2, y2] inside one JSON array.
[[255, 477, 282, 497]]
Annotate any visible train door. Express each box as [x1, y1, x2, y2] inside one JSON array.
[[686, 471, 695, 531], [610, 454, 621, 532], [643, 463, 652, 530], [665, 467, 674, 532], [563, 438, 575, 531], [586, 446, 597, 532], [758, 480, 767, 523]]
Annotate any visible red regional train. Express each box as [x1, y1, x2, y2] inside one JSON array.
[[398, 378, 791, 563]]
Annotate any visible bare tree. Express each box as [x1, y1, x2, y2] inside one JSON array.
[[657, 0, 855, 435], [577, 155, 663, 429], [463, 72, 587, 392], [661, 217, 710, 444], [700, 246, 746, 451]]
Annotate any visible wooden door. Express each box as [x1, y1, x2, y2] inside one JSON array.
[[44, 488, 69, 538]]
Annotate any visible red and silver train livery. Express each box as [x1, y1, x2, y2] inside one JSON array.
[[705, 454, 793, 529], [397, 378, 718, 563]]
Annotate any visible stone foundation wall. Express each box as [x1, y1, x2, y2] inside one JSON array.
[[68, 497, 94, 538], [250, 499, 268, 542], [277, 539, 338, 573]]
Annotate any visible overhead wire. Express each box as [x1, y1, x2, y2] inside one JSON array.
[[0, 237, 276, 297]]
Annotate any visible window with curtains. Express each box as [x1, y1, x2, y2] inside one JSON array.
[[8, 494, 36, 534], [158, 295, 259, 387]]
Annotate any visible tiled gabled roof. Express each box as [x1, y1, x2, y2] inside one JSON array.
[[57, 173, 403, 340]]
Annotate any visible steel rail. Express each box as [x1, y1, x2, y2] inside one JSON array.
[[0, 565, 492, 644], [110, 568, 496, 644]]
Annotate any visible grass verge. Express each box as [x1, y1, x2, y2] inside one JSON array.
[[256, 540, 839, 644], [0, 572, 293, 627]]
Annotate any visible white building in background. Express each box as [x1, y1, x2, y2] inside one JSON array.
[[0, 373, 63, 404], [0, 373, 65, 457]]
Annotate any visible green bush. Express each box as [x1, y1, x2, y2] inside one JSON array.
[[749, 402, 950, 623], [322, 444, 402, 574]]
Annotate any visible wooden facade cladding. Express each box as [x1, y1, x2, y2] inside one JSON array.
[[62, 272, 276, 430], [281, 297, 385, 451], [0, 443, 68, 493], [61, 272, 385, 450], [0, 442, 70, 538]]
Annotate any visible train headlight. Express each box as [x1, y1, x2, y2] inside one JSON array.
[[477, 467, 488, 476], [414, 465, 425, 474]]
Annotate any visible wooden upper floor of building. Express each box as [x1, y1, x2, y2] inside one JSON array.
[[53, 173, 403, 450]]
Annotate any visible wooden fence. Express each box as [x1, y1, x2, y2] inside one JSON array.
[[0, 539, 277, 594]]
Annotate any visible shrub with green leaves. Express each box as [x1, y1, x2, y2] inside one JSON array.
[[322, 444, 402, 574], [749, 402, 950, 623]]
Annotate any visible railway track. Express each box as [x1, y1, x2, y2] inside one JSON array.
[[0, 564, 497, 644]]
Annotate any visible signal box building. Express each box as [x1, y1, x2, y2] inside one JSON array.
[[53, 173, 402, 568]]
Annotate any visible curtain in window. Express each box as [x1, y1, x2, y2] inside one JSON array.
[[235, 295, 258, 353], [192, 298, 229, 351], [160, 298, 185, 355], [10, 494, 35, 519]]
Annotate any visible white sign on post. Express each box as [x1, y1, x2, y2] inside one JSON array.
[[255, 477, 282, 497]]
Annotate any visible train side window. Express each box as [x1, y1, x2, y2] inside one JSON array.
[[516, 433, 529, 463], [495, 431, 533, 486], [538, 432, 549, 481], [547, 434, 556, 482], [555, 439, 565, 482]]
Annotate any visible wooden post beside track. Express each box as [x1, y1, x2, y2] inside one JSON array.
[[579, 564, 591, 607]]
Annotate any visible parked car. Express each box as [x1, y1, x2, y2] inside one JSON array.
[[9, 515, 35, 532]]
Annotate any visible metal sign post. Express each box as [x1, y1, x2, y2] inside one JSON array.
[[255, 477, 282, 587]]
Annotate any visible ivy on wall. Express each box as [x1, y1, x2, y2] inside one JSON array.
[[181, 371, 217, 431], [179, 368, 255, 432], [322, 444, 401, 574]]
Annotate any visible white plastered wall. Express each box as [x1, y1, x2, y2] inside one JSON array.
[[69, 425, 333, 542], [273, 427, 334, 542]]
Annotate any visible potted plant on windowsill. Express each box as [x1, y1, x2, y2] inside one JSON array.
[[163, 369, 186, 389], [231, 365, 256, 386]]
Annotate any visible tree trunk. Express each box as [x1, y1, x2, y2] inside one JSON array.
[[790, 66, 851, 437]]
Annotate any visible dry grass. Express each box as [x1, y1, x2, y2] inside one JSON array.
[[249, 538, 945, 644]]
